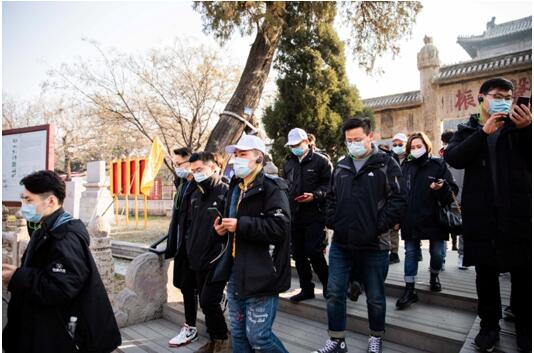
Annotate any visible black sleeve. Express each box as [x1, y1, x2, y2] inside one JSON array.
[[377, 158, 407, 233], [444, 127, 488, 169], [8, 235, 90, 307], [312, 157, 333, 202], [237, 183, 291, 246], [325, 167, 338, 229]]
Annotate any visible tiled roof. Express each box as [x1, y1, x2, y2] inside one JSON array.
[[363, 90, 422, 111], [435, 49, 532, 84], [458, 16, 531, 43], [458, 17, 532, 57]]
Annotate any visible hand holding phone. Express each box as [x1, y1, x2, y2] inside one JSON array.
[[207, 207, 223, 225], [294, 195, 308, 202]]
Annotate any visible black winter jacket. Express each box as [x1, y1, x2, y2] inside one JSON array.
[[185, 176, 228, 271], [326, 148, 407, 252], [444, 115, 531, 269], [281, 150, 332, 224], [3, 208, 121, 353], [212, 171, 292, 299], [400, 154, 459, 241]]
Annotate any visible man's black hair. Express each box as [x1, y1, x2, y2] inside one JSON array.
[[342, 117, 372, 135], [20, 170, 66, 204], [479, 78, 514, 95], [173, 147, 192, 157], [441, 130, 454, 144], [189, 151, 216, 164]]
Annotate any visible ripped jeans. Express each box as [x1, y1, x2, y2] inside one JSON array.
[[226, 271, 288, 353]]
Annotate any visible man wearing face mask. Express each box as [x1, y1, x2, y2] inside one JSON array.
[[313, 118, 406, 353], [165, 147, 200, 348], [185, 152, 230, 353], [281, 128, 332, 302], [3, 170, 121, 353], [388, 132, 408, 265], [212, 134, 291, 353], [444, 78, 532, 353]]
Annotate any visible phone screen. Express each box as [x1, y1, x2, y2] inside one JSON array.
[[516, 96, 531, 110]]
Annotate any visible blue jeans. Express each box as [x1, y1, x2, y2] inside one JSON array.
[[326, 242, 389, 337], [226, 272, 288, 353], [404, 239, 444, 282]]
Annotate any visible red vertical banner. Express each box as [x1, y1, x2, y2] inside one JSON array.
[[111, 161, 121, 196], [121, 159, 130, 196], [148, 178, 162, 200], [130, 159, 139, 195], [139, 158, 147, 188]]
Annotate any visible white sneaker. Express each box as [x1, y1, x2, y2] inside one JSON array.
[[458, 255, 468, 270], [169, 324, 198, 347]]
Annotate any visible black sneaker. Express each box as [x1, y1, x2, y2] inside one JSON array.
[[312, 338, 348, 353], [389, 252, 400, 264], [290, 289, 315, 303], [367, 335, 383, 353], [348, 281, 362, 302], [474, 327, 500, 352], [503, 305, 515, 322]]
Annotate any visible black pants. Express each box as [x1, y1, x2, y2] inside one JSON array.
[[291, 222, 328, 291], [475, 265, 531, 337], [194, 269, 228, 340], [181, 268, 198, 327]]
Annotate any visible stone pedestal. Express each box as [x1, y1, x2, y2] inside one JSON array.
[[88, 216, 114, 294], [64, 179, 85, 218], [79, 161, 114, 225], [113, 252, 168, 328]]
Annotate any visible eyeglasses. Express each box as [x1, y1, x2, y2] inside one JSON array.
[[486, 93, 513, 101], [392, 144, 404, 147]]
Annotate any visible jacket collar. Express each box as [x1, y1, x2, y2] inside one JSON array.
[[40, 207, 65, 232], [230, 170, 266, 200]]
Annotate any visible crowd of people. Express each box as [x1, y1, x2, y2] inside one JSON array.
[[2, 77, 531, 353]]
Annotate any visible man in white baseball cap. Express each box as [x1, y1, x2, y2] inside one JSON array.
[[388, 132, 408, 265], [281, 127, 332, 303], [212, 134, 291, 353]]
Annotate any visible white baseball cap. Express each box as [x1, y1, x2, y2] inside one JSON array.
[[285, 128, 308, 146], [225, 134, 266, 154], [392, 133, 408, 142]]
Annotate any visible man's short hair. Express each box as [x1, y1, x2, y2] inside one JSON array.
[[20, 170, 66, 204], [307, 133, 316, 144], [342, 117, 372, 135], [173, 147, 192, 157], [441, 130, 454, 144], [479, 78, 514, 95], [189, 151, 217, 165]]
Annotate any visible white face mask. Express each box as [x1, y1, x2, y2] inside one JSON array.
[[410, 147, 427, 159], [175, 167, 190, 179], [392, 146, 405, 155]]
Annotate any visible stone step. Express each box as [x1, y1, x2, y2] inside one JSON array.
[[459, 317, 518, 353], [163, 302, 430, 353], [291, 247, 511, 313], [279, 277, 476, 353]]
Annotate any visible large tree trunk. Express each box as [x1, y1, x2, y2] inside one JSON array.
[[204, 14, 284, 153]]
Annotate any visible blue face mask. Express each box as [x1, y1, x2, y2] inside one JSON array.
[[193, 171, 211, 184], [392, 146, 405, 155], [291, 147, 306, 157], [233, 157, 253, 178], [175, 167, 190, 179], [488, 99, 512, 115], [21, 204, 43, 223], [346, 141, 367, 158]]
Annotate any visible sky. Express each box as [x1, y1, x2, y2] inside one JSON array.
[[2, 1, 533, 106]]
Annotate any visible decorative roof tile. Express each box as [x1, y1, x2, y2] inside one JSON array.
[[435, 49, 531, 84], [363, 90, 422, 111], [458, 16, 531, 43]]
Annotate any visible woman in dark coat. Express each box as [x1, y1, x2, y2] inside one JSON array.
[[396, 132, 458, 310]]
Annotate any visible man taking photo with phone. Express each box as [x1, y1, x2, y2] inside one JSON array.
[[444, 77, 531, 352]]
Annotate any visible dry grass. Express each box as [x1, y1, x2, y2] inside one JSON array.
[[110, 215, 170, 245]]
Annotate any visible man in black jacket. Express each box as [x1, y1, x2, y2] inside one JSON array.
[[187, 152, 230, 353], [165, 147, 200, 348], [444, 78, 531, 353], [281, 127, 332, 302], [313, 118, 406, 353], [2, 170, 121, 353], [213, 134, 291, 353]]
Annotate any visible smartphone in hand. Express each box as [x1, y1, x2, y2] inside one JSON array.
[[294, 195, 308, 202], [207, 207, 223, 224], [516, 96, 532, 111]]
